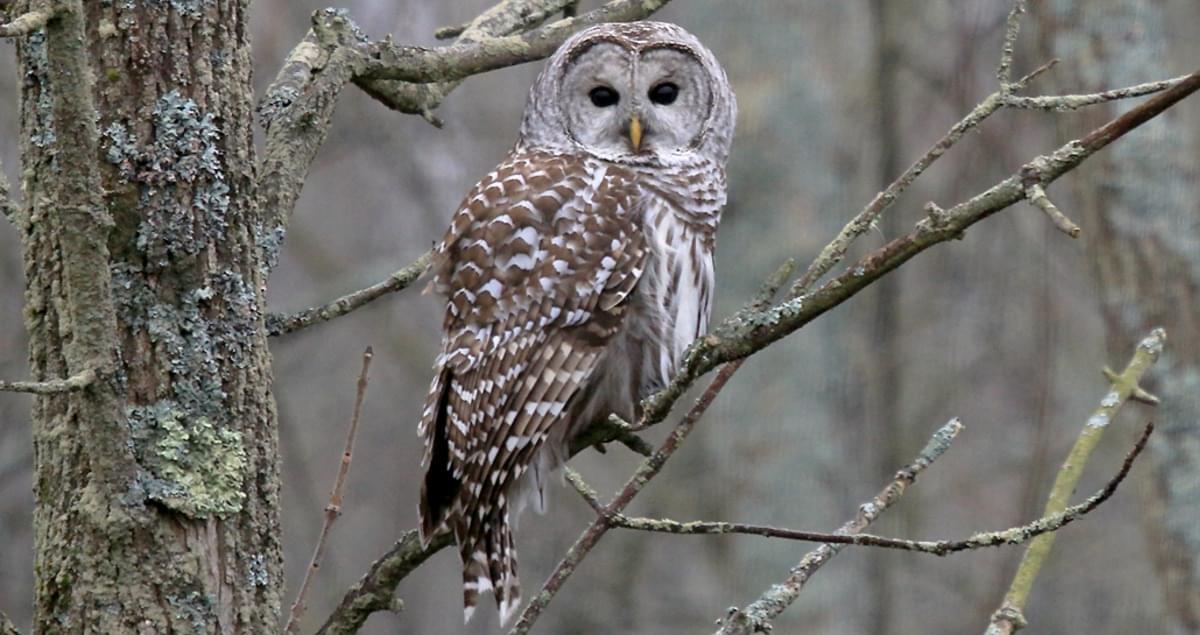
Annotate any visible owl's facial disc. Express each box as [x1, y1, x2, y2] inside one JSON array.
[[560, 40, 713, 159]]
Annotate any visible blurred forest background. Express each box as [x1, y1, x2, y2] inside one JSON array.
[[2, 1, 1198, 633]]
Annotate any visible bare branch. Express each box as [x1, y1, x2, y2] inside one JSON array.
[[716, 418, 963, 634], [0, 1, 56, 37], [266, 251, 431, 336], [986, 330, 1165, 635], [616, 421, 1150, 558], [1005, 74, 1190, 111], [285, 348, 374, 633], [1023, 183, 1080, 238], [0, 368, 96, 395], [315, 529, 454, 635]]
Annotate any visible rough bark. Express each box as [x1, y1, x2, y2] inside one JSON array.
[[1037, 2, 1200, 632], [14, 0, 281, 632]]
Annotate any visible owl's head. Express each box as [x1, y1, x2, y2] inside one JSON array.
[[518, 21, 736, 166]]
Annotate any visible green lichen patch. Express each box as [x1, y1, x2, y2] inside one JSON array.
[[128, 400, 247, 517]]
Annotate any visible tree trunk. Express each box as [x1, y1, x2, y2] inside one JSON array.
[[1038, 1, 1200, 631], [14, 0, 281, 632]]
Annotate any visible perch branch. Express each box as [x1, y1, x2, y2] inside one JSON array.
[[508, 259, 796, 634], [285, 348, 374, 633], [618, 421, 1150, 558], [986, 329, 1165, 635], [1023, 183, 1080, 237], [0, 368, 96, 395], [267, 251, 431, 336], [315, 529, 454, 635], [715, 418, 964, 635], [0, 0, 56, 37]]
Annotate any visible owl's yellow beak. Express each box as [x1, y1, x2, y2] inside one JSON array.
[[627, 115, 643, 152]]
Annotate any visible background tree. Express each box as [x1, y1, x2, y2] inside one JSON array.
[[0, 1, 1196, 634]]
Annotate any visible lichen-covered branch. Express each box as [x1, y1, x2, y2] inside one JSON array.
[[715, 418, 964, 635], [616, 421, 1151, 557], [1023, 183, 1080, 237], [356, 0, 673, 84], [315, 529, 455, 635], [356, 0, 578, 119], [0, 0, 56, 37], [985, 329, 1165, 635], [266, 251, 431, 336], [0, 368, 96, 395], [1004, 73, 1190, 110], [285, 348, 374, 633]]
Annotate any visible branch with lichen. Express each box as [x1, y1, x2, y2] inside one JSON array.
[[610, 421, 1150, 558], [315, 529, 454, 635], [0, 368, 96, 395], [715, 418, 964, 634], [0, 0, 57, 38], [266, 251, 431, 336], [985, 329, 1166, 635], [0, 609, 18, 635]]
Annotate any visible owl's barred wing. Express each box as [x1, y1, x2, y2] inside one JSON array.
[[417, 151, 647, 621]]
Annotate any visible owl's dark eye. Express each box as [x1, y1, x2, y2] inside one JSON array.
[[588, 86, 620, 108], [649, 82, 679, 105]]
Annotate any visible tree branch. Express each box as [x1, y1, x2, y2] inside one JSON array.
[[1004, 73, 1190, 110], [616, 421, 1151, 558], [0, 157, 17, 223], [986, 329, 1165, 635], [266, 251, 431, 337], [715, 418, 964, 634], [285, 348, 374, 633], [314, 529, 454, 635], [0, 368, 96, 395], [0, 0, 56, 37], [356, 0, 579, 120], [356, 0, 673, 84], [0, 610, 19, 635]]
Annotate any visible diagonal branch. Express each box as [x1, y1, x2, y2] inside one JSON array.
[[0, 368, 96, 395], [714, 418, 964, 634], [985, 329, 1165, 635], [266, 251, 431, 336]]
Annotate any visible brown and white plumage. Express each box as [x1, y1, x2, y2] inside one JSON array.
[[417, 21, 736, 625]]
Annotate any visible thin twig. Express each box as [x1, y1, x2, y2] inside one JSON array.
[[986, 329, 1164, 635], [266, 252, 431, 336], [615, 421, 1150, 557], [715, 418, 964, 634], [1024, 183, 1080, 238], [0, 368, 96, 395], [285, 347, 375, 634]]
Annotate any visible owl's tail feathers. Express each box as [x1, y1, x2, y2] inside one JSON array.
[[461, 515, 521, 625]]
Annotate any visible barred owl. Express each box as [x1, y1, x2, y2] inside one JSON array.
[[417, 21, 736, 624]]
